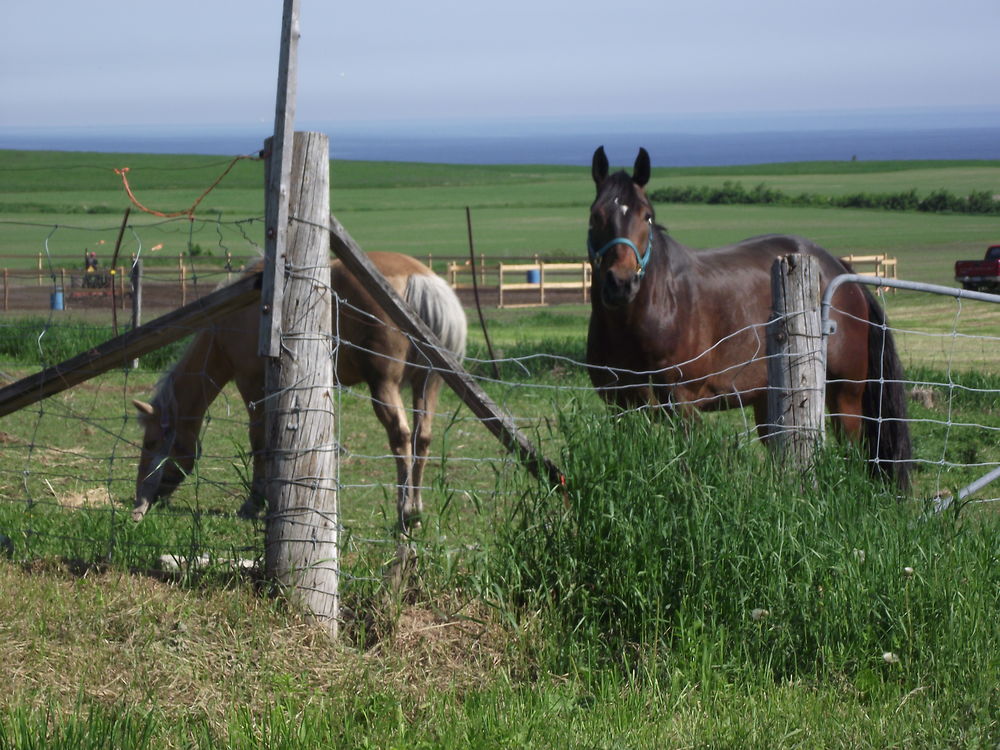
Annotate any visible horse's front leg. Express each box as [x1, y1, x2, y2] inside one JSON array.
[[235, 368, 268, 519], [237, 411, 268, 519], [589, 364, 651, 412]]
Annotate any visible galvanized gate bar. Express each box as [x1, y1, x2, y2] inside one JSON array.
[[821, 274, 1000, 333], [821, 273, 1000, 505]]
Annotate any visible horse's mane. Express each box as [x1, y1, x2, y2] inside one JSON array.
[[145, 263, 254, 414], [147, 369, 178, 422]]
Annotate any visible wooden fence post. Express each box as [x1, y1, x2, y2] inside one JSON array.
[[130, 259, 143, 368], [179, 256, 187, 307], [766, 254, 825, 470], [263, 131, 338, 636], [539, 261, 546, 306]]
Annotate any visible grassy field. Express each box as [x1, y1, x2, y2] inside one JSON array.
[[1, 300, 998, 746], [1, 372, 997, 747], [2, 150, 999, 283], [1, 151, 999, 747]]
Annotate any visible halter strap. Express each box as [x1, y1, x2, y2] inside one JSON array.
[[587, 225, 653, 277]]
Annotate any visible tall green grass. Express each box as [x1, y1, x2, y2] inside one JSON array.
[[489, 411, 998, 716], [0, 316, 190, 371]]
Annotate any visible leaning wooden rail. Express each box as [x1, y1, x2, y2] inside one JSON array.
[[0, 273, 262, 418]]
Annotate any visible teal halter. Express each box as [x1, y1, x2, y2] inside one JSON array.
[[587, 223, 654, 277]]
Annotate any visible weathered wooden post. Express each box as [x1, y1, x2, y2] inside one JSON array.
[[130, 259, 143, 368], [262, 131, 338, 635], [178, 256, 187, 307], [766, 254, 825, 470]]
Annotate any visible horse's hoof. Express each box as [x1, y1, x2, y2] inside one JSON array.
[[237, 496, 264, 520], [399, 513, 422, 535]]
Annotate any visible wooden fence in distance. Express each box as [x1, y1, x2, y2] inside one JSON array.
[[447, 258, 592, 308], [840, 253, 899, 290], [1, 252, 900, 313]]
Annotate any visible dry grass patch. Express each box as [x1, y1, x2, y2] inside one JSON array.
[[58, 486, 114, 509], [0, 560, 512, 731], [364, 599, 510, 695]]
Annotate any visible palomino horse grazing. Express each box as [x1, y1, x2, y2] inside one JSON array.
[[586, 147, 911, 488], [132, 251, 468, 530]]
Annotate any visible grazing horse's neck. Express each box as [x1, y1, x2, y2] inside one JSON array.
[[155, 329, 234, 430]]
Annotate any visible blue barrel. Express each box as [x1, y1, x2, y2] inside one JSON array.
[[51, 290, 65, 310], [526, 269, 540, 284]]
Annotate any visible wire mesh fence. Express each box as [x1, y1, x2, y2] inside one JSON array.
[[1, 220, 998, 620]]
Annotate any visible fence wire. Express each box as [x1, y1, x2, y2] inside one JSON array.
[[0, 221, 998, 606]]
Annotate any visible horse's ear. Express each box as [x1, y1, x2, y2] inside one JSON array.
[[133, 399, 155, 415], [133, 399, 157, 425], [592, 146, 609, 188], [632, 147, 651, 187]]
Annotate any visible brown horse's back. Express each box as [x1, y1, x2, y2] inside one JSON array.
[[689, 234, 870, 387]]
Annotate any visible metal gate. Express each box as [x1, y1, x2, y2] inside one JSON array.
[[821, 274, 1000, 510]]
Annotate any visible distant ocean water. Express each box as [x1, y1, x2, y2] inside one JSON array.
[[2, 125, 1000, 167]]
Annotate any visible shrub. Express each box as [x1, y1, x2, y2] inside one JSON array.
[[649, 183, 999, 214]]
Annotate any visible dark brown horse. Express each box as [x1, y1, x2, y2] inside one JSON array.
[[586, 146, 911, 488], [132, 252, 468, 530]]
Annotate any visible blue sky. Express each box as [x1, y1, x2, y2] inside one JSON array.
[[2, 0, 999, 135]]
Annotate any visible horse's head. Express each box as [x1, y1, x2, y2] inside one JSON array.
[[132, 395, 195, 521], [589, 146, 655, 309]]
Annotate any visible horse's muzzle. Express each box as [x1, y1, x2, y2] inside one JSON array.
[[132, 470, 179, 522], [601, 270, 641, 309]]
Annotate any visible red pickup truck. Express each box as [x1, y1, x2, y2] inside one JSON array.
[[955, 245, 1000, 292]]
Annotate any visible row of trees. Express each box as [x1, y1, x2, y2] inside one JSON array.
[[649, 182, 1000, 215]]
